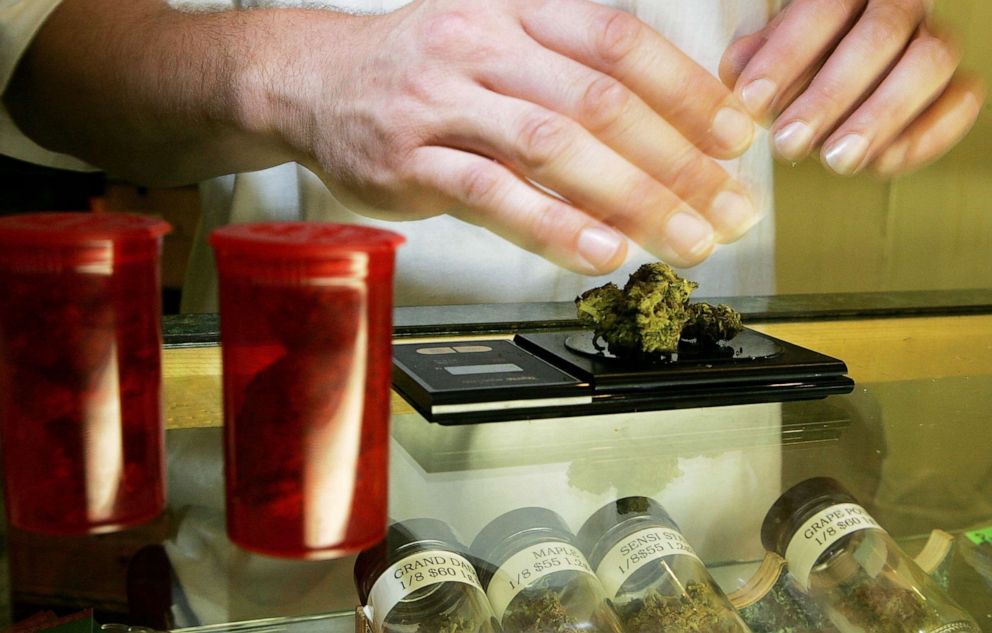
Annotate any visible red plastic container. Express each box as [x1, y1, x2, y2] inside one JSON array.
[[210, 223, 404, 559], [0, 212, 170, 535]]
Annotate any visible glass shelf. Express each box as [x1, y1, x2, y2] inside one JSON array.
[[4, 297, 991, 633]]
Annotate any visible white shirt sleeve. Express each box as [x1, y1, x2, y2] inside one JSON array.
[[0, 0, 95, 171]]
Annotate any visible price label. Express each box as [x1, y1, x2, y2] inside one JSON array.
[[367, 550, 485, 631], [486, 541, 596, 620], [785, 503, 883, 589], [595, 527, 701, 598]]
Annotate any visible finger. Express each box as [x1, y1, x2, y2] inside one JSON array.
[[771, 0, 927, 162], [519, 0, 754, 158], [719, 31, 767, 89], [476, 43, 761, 242], [733, 0, 867, 120], [719, 7, 793, 89], [820, 26, 961, 175], [873, 74, 985, 176], [404, 146, 628, 275], [443, 92, 718, 266]]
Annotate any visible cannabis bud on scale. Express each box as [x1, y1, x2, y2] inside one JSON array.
[[575, 262, 743, 357]]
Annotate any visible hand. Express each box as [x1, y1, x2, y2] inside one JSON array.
[[720, 0, 986, 177], [268, 0, 760, 274]]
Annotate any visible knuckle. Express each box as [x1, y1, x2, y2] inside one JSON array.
[[806, 74, 852, 112], [808, 0, 861, 23], [592, 10, 643, 66], [422, 11, 483, 59], [658, 72, 706, 123], [523, 201, 573, 252], [860, 3, 918, 48], [578, 75, 632, 133], [458, 162, 504, 207], [517, 112, 573, 169], [619, 175, 667, 220], [664, 146, 711, 197], [910, 32, 960, 71]]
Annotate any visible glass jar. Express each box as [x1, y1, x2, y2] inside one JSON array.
[[471, 507, 625, 633], [355, 518, 500, 633], [0, 212, 170, 534], [576, 496, 752, 633], [210, 223, 404, 559], [729, 552, 839, 633], [762, 477, 980, 633]]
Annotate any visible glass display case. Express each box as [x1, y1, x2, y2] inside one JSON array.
[[3, 292, 992, 633]]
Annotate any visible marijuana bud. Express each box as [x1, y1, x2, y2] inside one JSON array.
[[623, 263, 697, 355], [575, 262, 741, 357], [617, 584, 745, 633], [414, 613, 476, 633], [682, 303, 744, 344], [576, 283, 625, 337], [502, 590, 573, 633]]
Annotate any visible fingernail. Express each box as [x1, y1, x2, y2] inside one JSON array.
[[740, 79, 777, 118], [708, 191, 760, 242], [711, 107, 755, 152], [824, 134, 870, 176], [774, 121, 815, 161], [577, 225, 625, 269], [664, 210, 714, 262]]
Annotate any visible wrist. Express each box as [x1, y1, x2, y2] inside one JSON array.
[[228, 8, 372, 168]]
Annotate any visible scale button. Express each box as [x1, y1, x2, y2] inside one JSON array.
[[453, 345, 493, 353]]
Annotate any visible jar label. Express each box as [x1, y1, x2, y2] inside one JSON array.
[[965, 526, 992, 546], [595, 526, 702, 598], [486, 540, 597, 621], [785, 502, 883, 590], [368, 550, 485, 630]]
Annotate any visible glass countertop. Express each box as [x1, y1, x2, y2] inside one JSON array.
[[4, 297, 992, 633]]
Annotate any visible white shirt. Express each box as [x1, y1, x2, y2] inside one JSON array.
[[0, 0, 776, 312]]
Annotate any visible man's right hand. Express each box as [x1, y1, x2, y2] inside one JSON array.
[[7, 0, 760, 275], [255, 0, 760, 274]]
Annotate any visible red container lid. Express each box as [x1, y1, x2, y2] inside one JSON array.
[[0, 212, 171, 269], [0, 212, 171, 246], [210, 223, 405, 259]]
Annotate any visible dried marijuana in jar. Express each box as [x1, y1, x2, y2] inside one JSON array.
[[471, 507, 625, 633], [355, 518, 500, 633], [762, 478, 980, 633], [576, 496, 752, 633], [575, 262, 743, 358], [729, 552, 838, 633]]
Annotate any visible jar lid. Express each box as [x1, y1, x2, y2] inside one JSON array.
[[0, 212, 171, 269], [354, 518, 467, 603], [761, 477, 858, 556], [209, 222, 405, 259], [576, 496, 678, 568], [0, 212, 170, 246], [470, 507, 575, 588]]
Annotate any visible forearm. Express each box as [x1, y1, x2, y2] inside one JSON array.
[[2, 0, 361, 186]]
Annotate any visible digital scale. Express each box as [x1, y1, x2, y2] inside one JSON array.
[[392, 328, 854, 424]]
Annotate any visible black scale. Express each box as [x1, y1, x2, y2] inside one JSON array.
[[392, 328, 854, 424]]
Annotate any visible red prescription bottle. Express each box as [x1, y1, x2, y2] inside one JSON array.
[[0, 212, 170, 535], [210, 223, 404, 559]]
